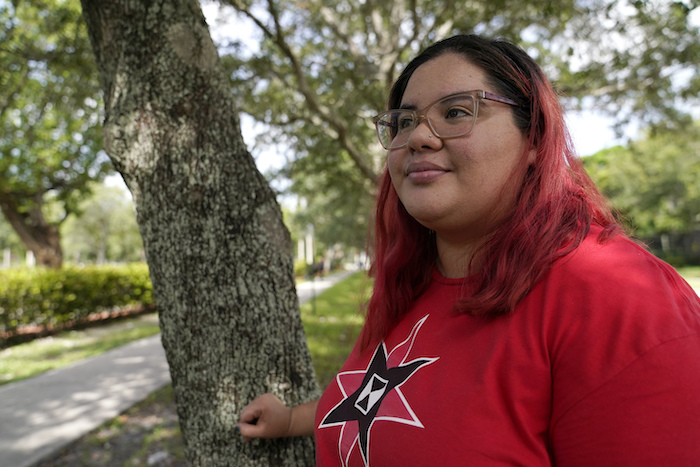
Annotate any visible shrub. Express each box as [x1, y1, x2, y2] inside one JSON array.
[[294, 259, 308, 278], [0, 263, 154, 342]]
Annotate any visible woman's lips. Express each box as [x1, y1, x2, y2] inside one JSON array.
[[405, 161, 449, 183]]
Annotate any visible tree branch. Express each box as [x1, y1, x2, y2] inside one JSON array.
[[317, 6, 363, 64], [228, 0, 379, 182]]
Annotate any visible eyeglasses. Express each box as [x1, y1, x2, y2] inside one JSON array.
[[372, 90, 519, 150]]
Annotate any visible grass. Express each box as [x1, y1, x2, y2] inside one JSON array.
[[85, 385, 185, 467], [0, 314, 161, 386], [37, 384, 186, 467], [301, 271, 370, 388], [676, 265, 700, 277], [676, 266, 700, 290], [676, 266, 700, 280]]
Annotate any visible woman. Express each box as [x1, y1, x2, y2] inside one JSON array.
[[237, 34, 700, 466]]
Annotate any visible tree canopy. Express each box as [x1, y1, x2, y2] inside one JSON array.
[[584, 121, 700, 241], [60, 181, 144, 264], [0, 0, 111, 267], [3, 0, 698, 262], [213, 0, 699, 251], [0, 214, 24, 265]]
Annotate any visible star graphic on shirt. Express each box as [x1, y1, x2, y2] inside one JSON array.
[[319, 315, 438, 466]]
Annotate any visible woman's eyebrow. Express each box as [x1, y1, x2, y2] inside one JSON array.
[[398, 91, 475, 111]]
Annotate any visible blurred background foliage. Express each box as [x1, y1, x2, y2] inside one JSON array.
[[1, 0, 698, 268], [0, 0, 110, 268], [0, 262, 153, 345], [584, 120, 700, 264]]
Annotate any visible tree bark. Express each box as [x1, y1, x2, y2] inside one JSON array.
[[80, 1, 320, 464]]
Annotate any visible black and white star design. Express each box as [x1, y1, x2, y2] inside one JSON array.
[[318, 315, 438, 466]]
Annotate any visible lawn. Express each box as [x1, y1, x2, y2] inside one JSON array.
[[301, 271, 369, 388], [0, 314, 161, 386], [676, 266, 700, 290]]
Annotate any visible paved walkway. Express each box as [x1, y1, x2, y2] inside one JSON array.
[[0, 270, 354, 467]]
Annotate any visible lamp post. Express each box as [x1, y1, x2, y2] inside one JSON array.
[[306, 223, 316, 315]]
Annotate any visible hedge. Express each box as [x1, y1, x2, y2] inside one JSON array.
[[0, 263, 154, 342]]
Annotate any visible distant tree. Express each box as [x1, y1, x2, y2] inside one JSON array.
[[0, 215, 25, 267], [584, 121, 700, 240], [284, 173, 372, 259], [0, 0, 111, 268], [80, 0, 319, 464], [61, 181, 144, 264], [219, 0, 699, 253]]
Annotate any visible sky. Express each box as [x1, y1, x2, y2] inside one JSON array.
[[566, 112, 626, 157]]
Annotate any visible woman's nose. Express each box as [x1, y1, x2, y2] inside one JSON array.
[[407, 119, 441, 151]]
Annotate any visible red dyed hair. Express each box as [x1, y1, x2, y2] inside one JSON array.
[[362, 35, 624, 348]]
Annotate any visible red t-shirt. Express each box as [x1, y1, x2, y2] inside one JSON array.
[[315, 230, 700, 466]]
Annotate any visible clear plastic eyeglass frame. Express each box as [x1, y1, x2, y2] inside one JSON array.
[[372, 90, 519, 150]]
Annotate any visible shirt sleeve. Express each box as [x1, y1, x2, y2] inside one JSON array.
[[550, 333, 700, 466], [543, 233, 700, 465]]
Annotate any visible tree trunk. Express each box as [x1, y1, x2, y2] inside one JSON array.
[[0, 193, 63, 268], [80, 1, 320, 465]]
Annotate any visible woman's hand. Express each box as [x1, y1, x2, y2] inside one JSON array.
[[236, 393, 291, 442], [236, 393, 319, 442]]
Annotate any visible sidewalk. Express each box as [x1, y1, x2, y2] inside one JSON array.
[[0, 270, 354, 467]]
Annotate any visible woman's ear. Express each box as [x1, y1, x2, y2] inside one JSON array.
[[527, 146, 537, 166]]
